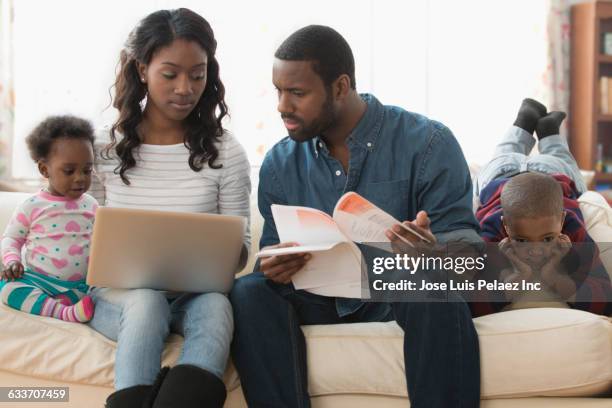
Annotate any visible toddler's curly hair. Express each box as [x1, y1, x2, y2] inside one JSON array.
[[26, 115, 94, 162]]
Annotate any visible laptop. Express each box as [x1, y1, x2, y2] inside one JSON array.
[[86, 207, 246, 293]]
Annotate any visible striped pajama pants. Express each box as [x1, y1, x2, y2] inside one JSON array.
[[0, 270, 89, 316]]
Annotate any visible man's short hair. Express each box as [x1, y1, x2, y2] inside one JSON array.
[[501, 172, 564, 223], [275, 25, 356, 89]]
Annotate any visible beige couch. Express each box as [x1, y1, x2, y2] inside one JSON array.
[[0, 190, 611, 408]]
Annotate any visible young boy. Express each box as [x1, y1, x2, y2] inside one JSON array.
[[475, 99, 612, 316]]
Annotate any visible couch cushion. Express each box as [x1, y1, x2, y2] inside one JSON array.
[[0, 302, 241, 390], [305, 308, 612, 399], [476, 308, 612, 398], [579, 191, 612, 281], [1, 303, 610, 398]]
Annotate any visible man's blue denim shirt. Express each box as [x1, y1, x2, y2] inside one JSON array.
[[258, 94, 481, 315]]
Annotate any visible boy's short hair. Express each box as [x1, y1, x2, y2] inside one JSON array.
[[26, 115, 94, 162], [501, 172, 564, 223]]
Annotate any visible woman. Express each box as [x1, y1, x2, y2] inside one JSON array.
[[88, 8, 250, 408]]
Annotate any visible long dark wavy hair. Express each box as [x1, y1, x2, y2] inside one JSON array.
[[106, 8, 228, 184]]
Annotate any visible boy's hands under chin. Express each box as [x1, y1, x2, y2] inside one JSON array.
[[540, 234, 575, 298], [498, 238, 533, 282], [1, 261, 24, 281]]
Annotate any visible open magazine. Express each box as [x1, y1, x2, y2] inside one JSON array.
[[256, 192, 428, 298]]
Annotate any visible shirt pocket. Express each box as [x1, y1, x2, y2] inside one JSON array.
[[363, 179, 412, 222]]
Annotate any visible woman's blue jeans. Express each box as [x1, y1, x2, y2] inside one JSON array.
[[88, 288, 233, 390]]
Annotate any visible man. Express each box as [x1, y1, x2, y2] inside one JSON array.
[[230, 25, 481, 408]]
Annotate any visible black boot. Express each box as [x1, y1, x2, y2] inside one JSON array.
[[152, 364, 227, 408], [106, 367, 170, 408], [105, 385, 152, 408]]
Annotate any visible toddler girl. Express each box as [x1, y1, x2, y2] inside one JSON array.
[[1, 115, 97, 322]]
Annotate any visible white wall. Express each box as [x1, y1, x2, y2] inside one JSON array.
[[11, 0, 549, 178]]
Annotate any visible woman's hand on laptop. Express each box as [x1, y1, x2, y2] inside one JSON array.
[[1, 261, 24, 281], [260, 242, 311, 284]]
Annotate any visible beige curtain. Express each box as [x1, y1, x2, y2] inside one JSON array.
[[545, 0, 571, 138], [0, 0, 14, 179]]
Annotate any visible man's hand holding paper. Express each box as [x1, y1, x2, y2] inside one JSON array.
[[259, 242, 312, 285]]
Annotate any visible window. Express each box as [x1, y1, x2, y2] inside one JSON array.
[[6, 0, 549, 178]]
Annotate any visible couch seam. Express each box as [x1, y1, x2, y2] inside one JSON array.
[[307, 377, 612, 399]]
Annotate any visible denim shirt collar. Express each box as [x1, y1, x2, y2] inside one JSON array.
[[312, 93, 384, 156]]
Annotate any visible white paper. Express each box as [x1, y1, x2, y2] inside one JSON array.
[[262, 192, 425, 298]]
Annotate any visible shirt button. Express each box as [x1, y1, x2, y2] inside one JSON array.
[[335, 170, 342, 176], [367, 142, 372, 147]]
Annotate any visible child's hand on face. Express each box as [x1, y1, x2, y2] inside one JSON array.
[[540, 233, 572, 285], [554, 233, 572, 257], [498, 237, 533, 281], [1, 261, 24, 281]]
